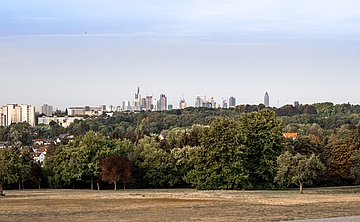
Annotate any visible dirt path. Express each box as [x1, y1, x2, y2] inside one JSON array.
[[1, 188, 360, 221]]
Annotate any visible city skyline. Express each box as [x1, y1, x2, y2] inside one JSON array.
[[1, 1, 360, 110]]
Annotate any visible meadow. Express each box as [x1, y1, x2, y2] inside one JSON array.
[[1, 187, 360, 221]]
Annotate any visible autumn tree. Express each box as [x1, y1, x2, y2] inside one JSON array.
[[275, 151, 325, 194], [99, 155, 133, 190], [325, 128, 360, 181]]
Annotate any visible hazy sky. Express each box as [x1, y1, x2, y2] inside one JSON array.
[[1, 0, 360, 110]]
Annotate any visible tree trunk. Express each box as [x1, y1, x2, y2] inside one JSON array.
[[38, 180, 41, 189], [0, 183, 4, 196], [22, 180, 25, 190], [90, 177, 94, 190], [299, 182, 303, 194], [123, 183, 126, 191], [97, 182, 100, 191], [18, 180, 21, 190], [114, 181, 117, 191]]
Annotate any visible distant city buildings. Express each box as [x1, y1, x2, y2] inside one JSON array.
[[159, 94, 167, 111], [68, 105, 106, 116], [294, 101, 299, 107], [264, 92, 270, 107], [179, 97, 186, 109], [40, 104, 53, 116], [194, 95, 217, 108], [222, 99, 228, 109], [0, 104, 35, 126], [229, 96, 236, 108], [38, 116, 83, 128]]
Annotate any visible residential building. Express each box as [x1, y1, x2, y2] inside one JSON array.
[[38, 116, 83, 128], [40, 104, 53, 116], [0, 104, 35, 126]]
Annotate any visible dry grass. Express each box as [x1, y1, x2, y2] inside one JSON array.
[[1, 187, 360, 221]]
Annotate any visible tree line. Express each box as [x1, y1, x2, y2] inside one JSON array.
[[2, 102, 360, 194]]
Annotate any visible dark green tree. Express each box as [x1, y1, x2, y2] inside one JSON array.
[[0, 147, 18, 196], [186, 117, 248, 189], [239, 109, 286, 189]]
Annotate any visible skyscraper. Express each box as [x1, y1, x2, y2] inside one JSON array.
[[229, 96, 236, 108], [146, 95, 153, 111], [264, 92, 270, 107], [179, 97, 186, 109], [159, 94, 167, 111], [132, 87, 141, 111]]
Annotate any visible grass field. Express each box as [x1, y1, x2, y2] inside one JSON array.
[[1, 187, 360, 221]]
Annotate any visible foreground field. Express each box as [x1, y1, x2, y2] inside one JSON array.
[[1, 187, 360, 221]]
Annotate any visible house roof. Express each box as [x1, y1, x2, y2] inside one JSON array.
[[283, 133, 298, 139]]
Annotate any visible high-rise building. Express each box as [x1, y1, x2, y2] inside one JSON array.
[[222, 99, 227, 109], [0, 104, 35, 126], [146, 95, 153, 111], [140, 98, 146, 111], [122, 100, 131, 111], [159, 94, 167, 111], [229, 96, 236, 108], [179, 97, 186, 109], [132, 87, 141, 111], [294, 101, 299, 107], [264, 92, 270, 107], [40, 104, 53, 116]]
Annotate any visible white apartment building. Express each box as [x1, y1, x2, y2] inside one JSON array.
[[0, 104, 35, 126], [38, 116, 83, 128]]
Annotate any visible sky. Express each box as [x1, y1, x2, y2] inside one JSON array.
[[1, 0, 360, 110]]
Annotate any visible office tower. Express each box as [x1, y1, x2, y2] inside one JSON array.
[[208, 96, 216, 108], [179, 97, 186, 109], [122, 100, 131, 111], [222, 99, 227, 109], [264, 92, 270, 107], [132, 87, 141, 111], [40, 104, 53, 116], [294, 101, 299, 107], [229, 96, 236, 108], [146, 95, 153, 111], [195, 96, 201, 108], [140, 98, 146, 111], [168, 105, 173, 110], [159, 94, 167, 111]]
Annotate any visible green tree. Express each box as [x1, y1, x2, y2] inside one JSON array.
[[275, 151, 325, 194], [51, 131, 116, 189], [239, 109, 286, 189], [186, 117, 248, 189], [0, 147, 18, 196]]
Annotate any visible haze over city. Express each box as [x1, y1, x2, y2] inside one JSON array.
[[1, 1, 360, 110]]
